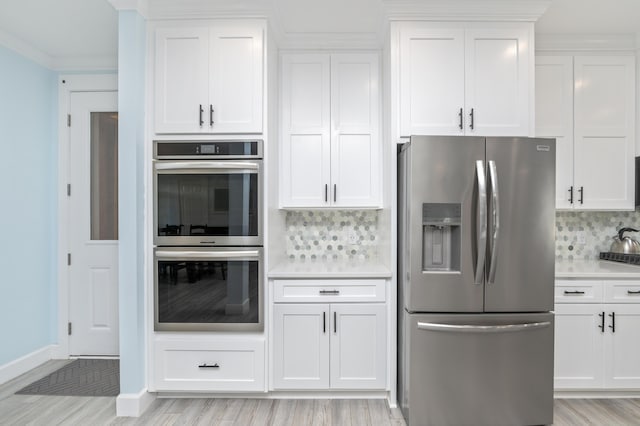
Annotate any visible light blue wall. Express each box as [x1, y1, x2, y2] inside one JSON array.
[[117, 10, 146, 394], [0, 46, 57, 365]]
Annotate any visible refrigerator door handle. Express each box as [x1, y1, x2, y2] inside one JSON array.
[[474, 160, 487, 284], [417, 321, 551, 334], [487, 160, 500, 284]]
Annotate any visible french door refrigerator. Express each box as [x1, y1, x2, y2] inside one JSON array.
[[398, 136, 556, 426]]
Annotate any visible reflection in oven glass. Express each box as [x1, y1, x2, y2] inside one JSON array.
[[158, 260, 259, 324], [156, 174, 258, 237]]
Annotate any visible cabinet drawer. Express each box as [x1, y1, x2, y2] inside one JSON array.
[[604, 281, 640, 303], [555, 280, 603, 303], [273, 279, 386, 303], [153, 339, 265, 391]]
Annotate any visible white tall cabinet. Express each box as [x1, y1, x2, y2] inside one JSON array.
[[148, 19, 267, 394], [154, 21, 263, 134], [279, 53, 381, 208], [395, 22, 533, 137], [536, 55, 635, 210]]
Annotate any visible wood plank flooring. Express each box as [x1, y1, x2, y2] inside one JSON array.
[[2, 361, 640, 425]]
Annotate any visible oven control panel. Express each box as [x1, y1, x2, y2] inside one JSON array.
[[154, 140, 263, 159]]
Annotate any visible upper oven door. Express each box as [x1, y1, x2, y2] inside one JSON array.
[[154, 160, 262, 246]]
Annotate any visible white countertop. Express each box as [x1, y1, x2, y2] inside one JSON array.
[[556, 259, 640, 279], [268, 259, 392, 279]]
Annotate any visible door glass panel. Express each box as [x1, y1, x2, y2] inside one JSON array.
[[156, 174, 258, 237], [90, 112, 118, 240], [157, 260, 259, 324]]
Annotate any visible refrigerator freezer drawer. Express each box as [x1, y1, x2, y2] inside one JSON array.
[[399, 312, 554, 426]]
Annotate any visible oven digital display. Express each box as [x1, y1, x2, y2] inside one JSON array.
[[200, 144, 217, 154]]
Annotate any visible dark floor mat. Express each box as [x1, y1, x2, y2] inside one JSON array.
[[16, 359, 119, 397]]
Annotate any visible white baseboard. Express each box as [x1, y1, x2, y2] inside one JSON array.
[[555, 390, 640, 398], [116, 389, 156, 417], [0, 345, 55, 385]]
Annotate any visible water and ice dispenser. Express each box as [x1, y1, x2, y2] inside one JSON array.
[[422, 203, 461, 272]]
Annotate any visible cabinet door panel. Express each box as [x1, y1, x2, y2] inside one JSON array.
[[155, 27, 209, 134], [574, 56, 635, 210], [280, 55, 331, 207], [554, 304, 604, 389], [535, 56, 574, 209], [574, 57, 635, 136], [604, 305, 640, 388], [209, 25, 263, 133], [331, 53, 380, 207], [330, 304, 386, 389], [332, 135, 376, 206], [273, 304, 329, 389], [399, 27, 465, 136], [465, 27, 531, 136]]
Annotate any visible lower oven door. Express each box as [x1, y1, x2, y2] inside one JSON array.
[[154, 247, 263, 331]]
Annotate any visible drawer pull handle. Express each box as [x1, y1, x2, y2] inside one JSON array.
[[564, 290, 585, 295], [198, 363, 220, 369], [627, 290, 640, 295], [319, 290, 340, 295]]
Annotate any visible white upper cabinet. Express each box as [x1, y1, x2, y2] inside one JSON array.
[[154, 22, 263, 134], [536, 55, 635, 210], [280, 53, 381, 208], [397, 22, 533, 137]]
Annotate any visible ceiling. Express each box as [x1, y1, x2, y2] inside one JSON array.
[[0, 0, 639, 70]]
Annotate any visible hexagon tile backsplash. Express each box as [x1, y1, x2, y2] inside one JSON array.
[[285, 210, 379, 261], [556, 211, 640, 260], [284, 210, 640, 262]]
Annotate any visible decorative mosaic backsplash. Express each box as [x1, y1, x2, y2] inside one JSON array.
[[285, 210, 379, 261], [556, 211, 640, 260]]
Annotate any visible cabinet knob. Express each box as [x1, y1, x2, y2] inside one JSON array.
[[199, 104, 204, 126], [469, 108, 475, 130]]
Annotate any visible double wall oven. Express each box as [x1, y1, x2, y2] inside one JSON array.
[[153, 140, 263, 331]]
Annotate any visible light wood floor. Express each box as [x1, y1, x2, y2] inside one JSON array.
[[2, 361, 640, 425]]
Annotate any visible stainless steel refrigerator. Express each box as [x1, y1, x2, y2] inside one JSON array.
[[397, 136, 556, 426]]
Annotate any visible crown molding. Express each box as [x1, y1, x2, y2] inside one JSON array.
[[108, 0, 149, 17], [535, 33, 638, 52], [141, 0, 271, 20], [382, 0, 552, 22], [0, 28, 53, 69], [274, 32, 382, 50]]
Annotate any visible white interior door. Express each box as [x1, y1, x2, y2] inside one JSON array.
[[68, 91, 119, 356]]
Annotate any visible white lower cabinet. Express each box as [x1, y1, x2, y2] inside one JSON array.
[[555, 280, 640, 390], [273, 301, 387, 390], [152, 338, 265, 392]]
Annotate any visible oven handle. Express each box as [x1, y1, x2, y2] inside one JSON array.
[[155, 250, 260, 260], [154, 161, 260, 171]]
